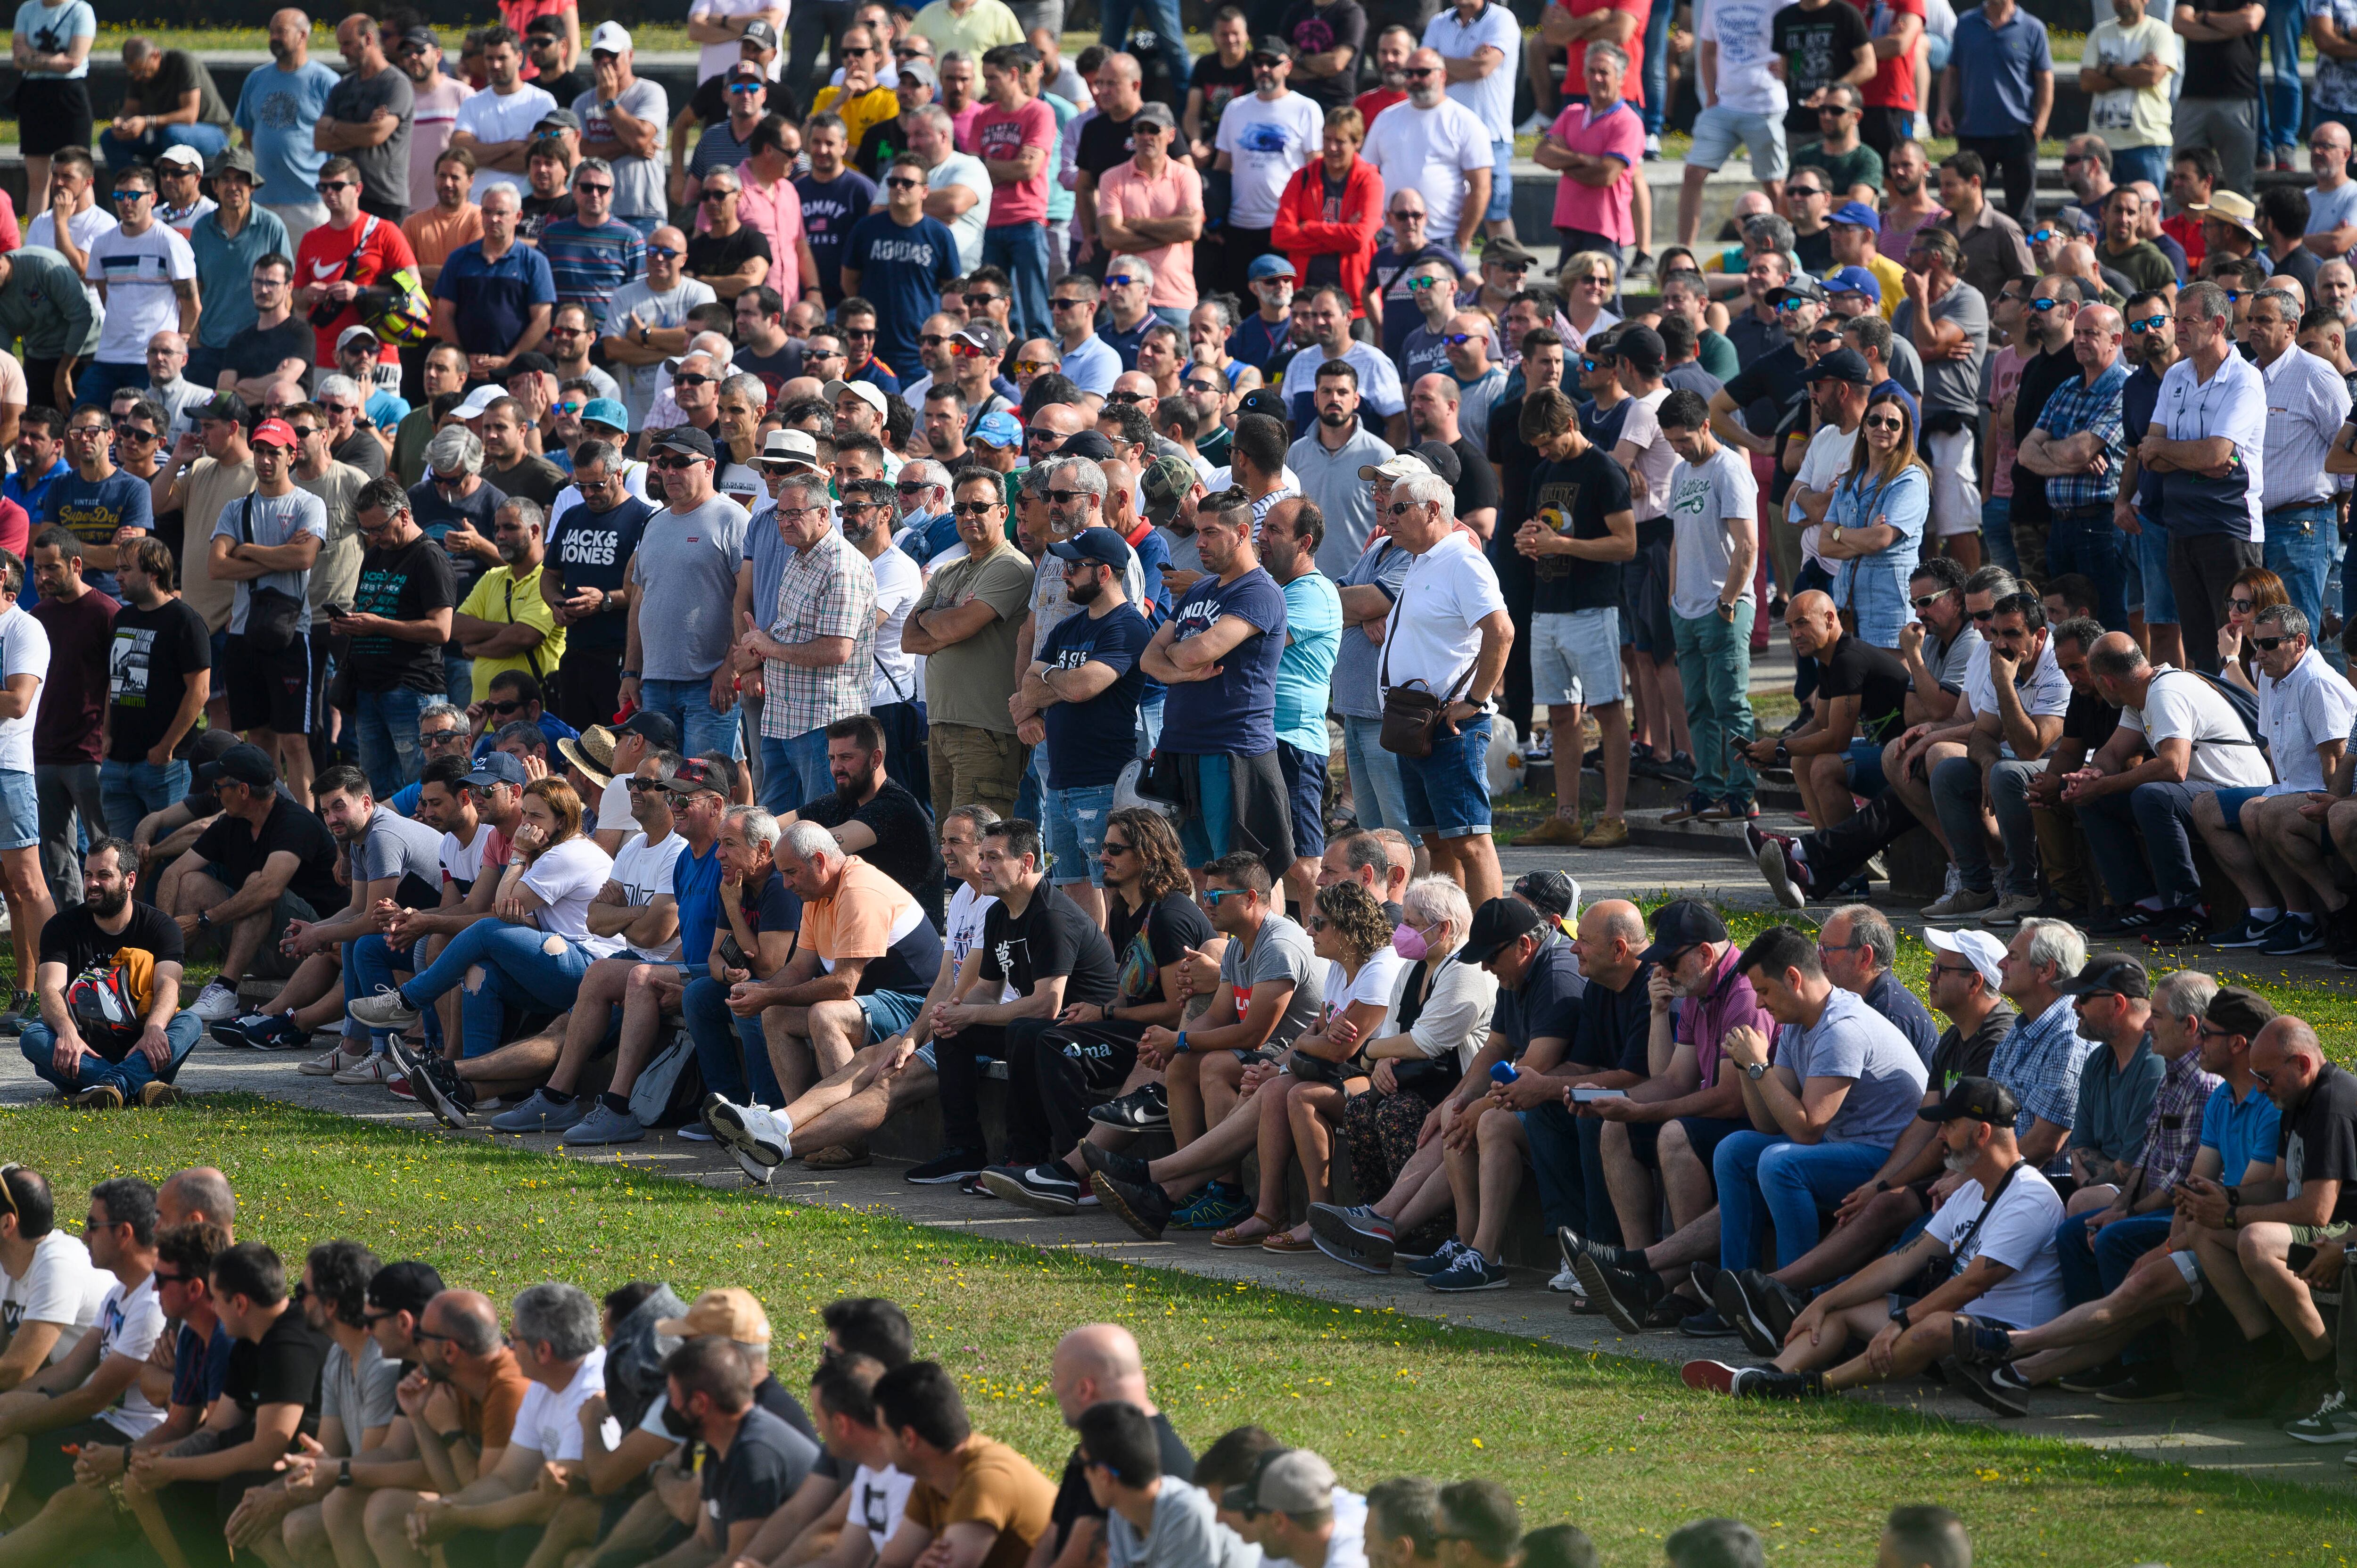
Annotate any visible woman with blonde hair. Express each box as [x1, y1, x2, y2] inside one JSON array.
[[1560, 248, 1623, 342], [1819, 391, 1932, 649], [348, 774, 618, 1060], [2219, 566, 2291, 693]]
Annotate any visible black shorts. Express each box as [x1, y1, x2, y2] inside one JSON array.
[[224, 633, 314, 736], [16, 1415, 130, 1501], [17, 79, 92, 157]]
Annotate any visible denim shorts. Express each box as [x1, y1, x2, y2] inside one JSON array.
[[1531, 608, 1624, 706], [1045, 781, 1118, 887], [1846, 736, 1888, 796], [1276, 739, 1328, 862], [2210, 784, 2272, 834], [1397, 714, 1493, 838], [0, 769, 37, 852], [1689, 105, 1788, 179], [2133, 517, 2177, 624], [1486, 137, 1514, 222], [859, 989, 929, 1046]]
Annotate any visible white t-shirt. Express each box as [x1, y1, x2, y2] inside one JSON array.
[[607, 828, 684, 961], [1921, 1164, 2069, 1330], [1423, 3, 1522, 139], [91, 1273, 168, 1438], [26, 205, 118, 307], [1696, 0, 1788, 116], [511, 1346, 618, 1461], [86, 222, 196, 366], [1263, 1490, 1369, 1568], [1278, 340, 1406, 417], [2260, 648, 2357, 794], [0, 604, 51, 775], [929, 150, 994, 274], [440, 822, 495, 894], [604, 278, 721, 427], [946, 881, 1017, 1002], [871, 545, 923, 709], [596, 775, 635, 836], [689, 0, 786, 81], [1665, 445, 1759, 620], [519, 836, 619, 944], [1324, 947, 1408, 1026], [455, 83, 560, 198], [1377, 531, 1507, 699], [0, 1230, 103, 1365], [1961, 637, 2071, 758], [1789, 419, 1855, 570], [1359, 97, 1491, 244], [846, 1462, 918, 1550], [1215, 90, 1326, 230], [2118, 666, 2276, 789]]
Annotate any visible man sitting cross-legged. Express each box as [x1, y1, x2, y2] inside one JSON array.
[[1682, 1075, 2069, 1400], [17, 838, 205, 1108], [1947, 1002, 2350, 1420], [356, 1289, 534, 1568]]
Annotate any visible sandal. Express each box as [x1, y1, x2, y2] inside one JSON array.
[[803, 1143, 872, 1169], [1261, 1230, 1318, 1254], [1211, 1212, 1284, 1248]]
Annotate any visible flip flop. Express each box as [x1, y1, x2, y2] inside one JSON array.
[[1211, 1213, 1284, 1248]]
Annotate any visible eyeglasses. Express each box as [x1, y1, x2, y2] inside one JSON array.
[[673, 373, 716, 387], [1863, 415, 1905, 431], [952, 501, 1000, 515], [2253, 634, 2295, 651]]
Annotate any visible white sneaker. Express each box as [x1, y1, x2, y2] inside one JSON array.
[[332, 1053, 404, 1085], [299, 1044, 364, 1077], [1516, 109, 1549, 136], [729, 1144, 775, 1185], [348, 986, 421, 1031], [705, 1095, 792, 1167], [1547, 1264, 1584, 1293], [190, 979, 242, 1023]]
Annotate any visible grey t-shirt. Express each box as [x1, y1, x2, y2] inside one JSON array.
[[320, 1337, 402, 1436], [1333, 537, 1413, 722], [324, 64, 413, 212], [575, 79, 669, 221], [629, 496, 750, 681], [1927, 623, 1983, 693], [211, 486, 329, 636], [1107, 1478, 1260, 1568], [1779, 985, 1931, 1147], [351, 804, 446, 907], [1220, 910, 1326, 1050], [1891, 278, 1990, 419]]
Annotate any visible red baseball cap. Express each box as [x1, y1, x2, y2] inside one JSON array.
[[250, 418, 298, 450]]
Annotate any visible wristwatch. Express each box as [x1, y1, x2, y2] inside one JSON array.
[[1744, 1061, 1767, 1082], [1888, 1302, 1913, 1329], [196, 910, 210, 931], [337, 1458, 353, 1488]]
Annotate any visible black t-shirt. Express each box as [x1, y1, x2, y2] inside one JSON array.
[[191, 793, 344, 913], [799, 780, 946, 916], [1723, 344, 1810, 451], [220, 317, 317, 394], [854, 114, 912, 178], [537, 65, 594, 110], [979, 886, 1121, 1006], [1192, 56, 1257, 135], [2283, 1060, 2357, 1224], [107, 597, 211, 763], [349, 536, 459, 693], [547, 495, 653, 655], [334, 429, 387, 481], [1279, 0, 1368, 109], [1449, 434, 1500, 519], [1793, 226, 1836, 276], [1107, 888, 1215, 1010], [687, 225, 774, 291], [1814, 633, 1911, 750], [2182, 0, 2260, 97], [41, 901, 186, 1059], [2063, 687, 2122, 749], [1929, 1003, 2016, 1094], [2009, 345, 2078, 529], [517, 192, 577, 246], [1051, 1411, 1193, 1547], [488, 457, 567, 509], [1526, 446, 1633, 614], [1569, 960, 1653, 1076], [220, 1305, 330, 1445], [1772, 0, 1871, 131], [1078, 110, 1142, 183], [752, 1373, 816, 1441], [701, 1405, 816, 1528], [1495, 938, 1584, 1059]]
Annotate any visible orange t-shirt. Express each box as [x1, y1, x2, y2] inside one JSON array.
[[902, 1437, 1056, 1568], [800, 856, 925, 970], [404, 204, 487, 272], [456, 1354, 533, 1453]]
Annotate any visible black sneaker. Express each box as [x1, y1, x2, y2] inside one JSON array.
[[0, 990, 33, 1036], [1679, 1306, 1740, 1338], [409, 1053, 475, 1130], [1090, 1171, 1175, 1239], [2143, 905, 2210, 947], [1078, 1142, 1153, 1188], [1715, 1269, 1801, 1359], [1949, 1314, 2015, 1368], [1572, 1253, 1665, 1334], [1944, 1356, 2030, 1418], [906, 1148, 990, 1185], [2096, 1364, 2185, 1404], [2055, 1360, 2137, 1395], [1088, 1084, 1170, 1130], [2224, 1351, 2326, 1420], [2089, 904, 2166, 935], [977, 1162, 1082, 1214]]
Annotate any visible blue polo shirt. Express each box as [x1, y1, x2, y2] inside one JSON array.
[[2201, 1077, 2283, 1187], [1949, 5, 2053, 138], [435, 239, 558, 357], [4, 458, 67, 524]]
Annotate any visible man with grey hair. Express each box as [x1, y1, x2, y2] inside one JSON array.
[[733, 468, 877, 815], [894, 455, 956, 564], [313, 374, 391, 480], [1985, 916, 2095, 1177], [1816, 903, 1939, 1061], [406, 424, 509, 710], [2244, 285, 2350, 638]]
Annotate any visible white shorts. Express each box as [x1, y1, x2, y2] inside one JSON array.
[[1532, 607, 1625, 706], [1924, 426, 1983, 537], [1688, 106, 1789, 181]]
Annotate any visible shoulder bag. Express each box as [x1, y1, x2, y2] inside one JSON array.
[[1377, 574, 1477, 758], [236, 498, 307, 654]]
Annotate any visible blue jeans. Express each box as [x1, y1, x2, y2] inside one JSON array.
[[354, 686, 434, 799], [683, 972, 783, 1108], [2110, 145, 2173, 193], [983, 224, 1052, 351], [98, 120, 230, 171], [640, 676, 745, 760], [22, 1013, 202, 1097], [442, 651, 472, 712], [2056, 1209, 2175, 1362], [2133, 516, 2177, 624], [99, 758, 188, 843], [1980, 494, 2018, 574], [2045, 508, 2131, 632], [2078, 779, 2206, 907], [346, 933, 427, 1049], [1397, 714, 1493, 839], [75, 361, 153, 407], [1522, 1100, 1621, 1245], [1673, 603, 1755, 806], [759, 727, 832, 816], [620, 214, 663, 238], [398, 921, 594, 1058], [1640, 0, 1672, 135], [1714, 1131, 1892, 1272], [1095, 0, 1191, 104], [2264, 505, 2335, 642], [1044, 781, 1117, 887], [1015, 743, 1047, 827], [1137, 692, 1163, 755], [2258, 0, 2308, 151]]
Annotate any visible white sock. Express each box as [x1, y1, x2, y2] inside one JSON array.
[[2250, 906, 2283, 924]]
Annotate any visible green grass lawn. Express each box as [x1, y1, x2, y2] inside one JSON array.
[[7, 1096, 2356, 1567]]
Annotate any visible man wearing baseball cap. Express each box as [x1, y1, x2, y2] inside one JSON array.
[[1823, 197, 1906, 317], [216, 416, 330, 805], [167, 741, 345, 1025], [621, 427, 748, 761], [1220, 1449, 1359, 1568]]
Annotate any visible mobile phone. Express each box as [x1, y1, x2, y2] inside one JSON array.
[[1572, 1087, 1628, 1102], [325, 602, 354, 621]]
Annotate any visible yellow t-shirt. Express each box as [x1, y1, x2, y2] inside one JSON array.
[[813, 83, 901, 156], [458, 560, 566, 691]]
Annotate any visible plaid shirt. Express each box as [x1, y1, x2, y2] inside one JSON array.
[[760, 527, 878, 740], [2036, 358, 2129, 513], [1987, 994, 2096, 1154], [2129, 1047, 2221, 1202]]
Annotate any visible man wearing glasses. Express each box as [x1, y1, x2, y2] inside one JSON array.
[[106, 396, 168, 487], [209, 257, 317, 417], [599, 227, 718, 431], [77, 167, 199, 411], [149, 145, 218, 238], [41, 407, 150, 605], [538, 443, 655, 737], [620, 429, 752, 762], [291, 156, 417, 383], [844, 155, 964, 396], [1789, 84, 1884, 206], [540, 157, 649, 339], [687, 170, 778, 303]]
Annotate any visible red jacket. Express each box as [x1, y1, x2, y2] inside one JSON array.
[[1270, 156, 1385, 315]]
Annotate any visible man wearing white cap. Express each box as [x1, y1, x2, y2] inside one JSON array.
[[151, 145, 217, 236], [575, 23, 670, 237], [601, 224, 719, 428], [1220, 1449, 1368, 1568]]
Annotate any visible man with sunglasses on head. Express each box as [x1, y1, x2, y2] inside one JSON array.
[[77, 165, 199, 411]]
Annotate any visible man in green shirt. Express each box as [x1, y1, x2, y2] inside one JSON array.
[[1790, 84, 1885, 200], [0, 246, 99, 412], [2095, 185, 2179, 296]]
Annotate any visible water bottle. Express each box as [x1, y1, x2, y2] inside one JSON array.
[[1490, 1061, 1519, 1086]]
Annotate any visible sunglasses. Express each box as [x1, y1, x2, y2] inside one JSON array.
[[575, 181, 613, 195], [650, 454, 703, 470], [1863, 415, 1905, 431], [422, 729, 468, 747], [486, 699, 528, 717], [2227, 596, 2257, 613], [728, 81, 763, 93], [1106, 390, 1148, 403], [843, 328, 877, 339], [315, 180, 355, 193], [895, 479, 936, 493], [649, 246, 684, 259], [701, 189, 737, 202], [112, 188, 153, 203], [1011, 359, 1056, 375], [1786, 187, 1824, 200], [1307, 914, 1331, 932], [1100, 838, 1132, 855], [673, 373, 716, 387], [2253, 634, 2295, 650], [2128, 314, 2168, 333], [112, 424, 159, 442], [1045, 488, 1088, 504], [626, 777, 667, 793], [1105, 276, 1143, 289], [964, 293, 1002, 307], [1969, 607, 1998, 623], [2028, 228, 2055, 244], [1579, 355, 1603, 370], [1441, 333, 1477, 346], [1385, 501, 1427, 517], [1390, 208, 1426, 222], [953, 501, 1000, 515], [2029, 296, 2060, 312], [1402, 65, 1437, 76], [1405, 276, 1442, 291], [1909, 592, 1949, 610], [1202, 887, 1249, 903], [1051, 296, 1091, 309]]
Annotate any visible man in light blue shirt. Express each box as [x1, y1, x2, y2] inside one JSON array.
[[185, 149, 291, 391], [1260, 496, 1341, 916], [1054, 273, 1121, 395], [231, 10, 342, 243]]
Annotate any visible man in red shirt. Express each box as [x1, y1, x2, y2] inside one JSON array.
[[1847, 0, 1926, 162], [2162, 144, 2217, 275], [1356, 25, 1417, 122], [295, 154, 420, 379], [972, 43, 1056, 348]]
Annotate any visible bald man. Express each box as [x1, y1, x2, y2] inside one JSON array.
[[1035, 1325, 1193, 1568], [1027, 402, 1088, 468], [238, 9, 341, 245], [158, 1168, 236, 1233], [1739, 591, 1910, 834]]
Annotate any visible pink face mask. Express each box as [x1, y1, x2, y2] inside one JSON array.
[[1392, 923, 1428, 961]]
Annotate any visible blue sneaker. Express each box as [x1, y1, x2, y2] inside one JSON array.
[[1171, 1182, 1252, 1230], [2214, 912, 2289, 949], [1402, 1237, 1469, 1277], [2263, 915, 2326, 957], [1426, 1249, 1511, 1292], [247, 1015, 310, 1051]]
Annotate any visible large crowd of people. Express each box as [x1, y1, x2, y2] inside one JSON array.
[[0, 1161, 1987, 1568]]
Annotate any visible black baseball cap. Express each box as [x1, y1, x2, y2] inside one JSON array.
[[1460, 897, 1545, 966], [1513, 870, 1578, 920], [2206, 985, 2279, 1040], [653, 426, 717, 460], [1917, 1075, 2020, 1126], [616, 710, 680, 749], [2054, 953, 2151, 1000], [197, 742, 277, 788], [507, 350, 557, 378], [467, 752, 528, 789], [1410, 440, 1462, 486], [1640, 898, 1728, 965], [1048, 528, 1134, 569], [1615, 323, 1665, 372], [1803, 347, 1873, 386], [1060, 429, 1119, 460], [1236, 386, 1290, 422], [365, 1260, 446, 1317]]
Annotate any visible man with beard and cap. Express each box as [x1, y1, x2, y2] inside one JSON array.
[[16, 837, 202, 1106]]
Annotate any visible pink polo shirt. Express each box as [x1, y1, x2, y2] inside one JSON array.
[[1095, 156, 1205, 310], [1546, 99, 1644, 245]]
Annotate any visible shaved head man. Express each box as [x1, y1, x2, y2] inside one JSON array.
[[1046, 1323, 1187, 1561]]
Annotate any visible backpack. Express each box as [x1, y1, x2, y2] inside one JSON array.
[[2152, 669, 2268, 755], [627, 1027, 706, 1130]]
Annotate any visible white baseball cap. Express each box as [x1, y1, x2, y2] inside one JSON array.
[[824, 378, 888, 416], [453, 384, 503, 420], [1924, 927, 2006, 991], [588, 20, 632, 53]]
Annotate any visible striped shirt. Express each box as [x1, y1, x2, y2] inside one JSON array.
[[536, 217, 647, 331], [2127, 1046, 2221, 1202], [1987, 993, 2097, 1165]]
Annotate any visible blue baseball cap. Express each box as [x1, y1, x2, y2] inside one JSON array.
[[1823, 265, 1882, 303], [1829, 199, 1881, 230], [1248, 254, 1297, 281], [972, 411, 1023, 449], [468, 751, 528, 789], [581, 398, 629, 432], [1048, 528, 1134, 569]]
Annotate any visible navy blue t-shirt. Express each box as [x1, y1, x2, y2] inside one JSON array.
[[434, 239, 559, 357], [843, 211, 958, 397], [1494, 938, 1585, 1061], [41, 470, 152, 599], [171, 1321, 236, 1410], [1158, 566, 1288, 757], [2122, 364, 2165, 525], [546, 495, 654, 654], [1038, 602, 1155, 789], [796, 169, 880, 307]]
